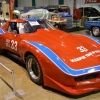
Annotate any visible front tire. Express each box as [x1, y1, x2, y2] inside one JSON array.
[[0, 49, 7, 55], [26, 55, 43, 84], [91, 27, 100, 37]]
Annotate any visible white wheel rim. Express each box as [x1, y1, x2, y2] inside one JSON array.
[[92, 27, 100, 36]]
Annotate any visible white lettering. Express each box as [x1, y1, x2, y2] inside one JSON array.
[[6, 39, 18, 51], [11, 40, 18, 51], [70, 50, 100, 62], [77, 46, 88, 52]]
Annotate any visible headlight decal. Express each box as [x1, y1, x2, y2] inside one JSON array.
[[24, 40, 100, 76]]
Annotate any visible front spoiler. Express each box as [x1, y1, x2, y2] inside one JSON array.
[[44, 75, 100, 96]]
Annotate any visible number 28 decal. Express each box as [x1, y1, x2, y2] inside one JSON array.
[[11, 40, 18, 51], [77, 46, 88, 52]]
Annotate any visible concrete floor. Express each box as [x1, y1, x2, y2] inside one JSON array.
[[0, 30, 100, 100]]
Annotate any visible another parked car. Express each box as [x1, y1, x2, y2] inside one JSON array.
[[79, 6, 100, 17], [84, 18, 100, 36]]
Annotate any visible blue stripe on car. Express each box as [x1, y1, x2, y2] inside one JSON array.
[[25, 18, 41, 21], [24, 40, 100, 76], [0, 29, 4, 34]]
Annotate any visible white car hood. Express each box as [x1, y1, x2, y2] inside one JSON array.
[[20, 9, 58, 20]]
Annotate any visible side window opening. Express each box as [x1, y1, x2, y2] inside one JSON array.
[[17, 22, 36, 34], [8, 22, 19, 34]]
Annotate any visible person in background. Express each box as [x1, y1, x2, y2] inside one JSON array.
[[73, 7, 82, 20], [13, 13, 19, 19], [12, 10, 20, 19], [73, 7, 82, 27], [28, 15, 30, 18], [51, 14, 59, 21]]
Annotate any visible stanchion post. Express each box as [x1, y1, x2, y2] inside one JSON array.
[[11, 70, 16, 95]]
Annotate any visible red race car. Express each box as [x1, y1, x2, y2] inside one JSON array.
[[0, 18, 100, 95]]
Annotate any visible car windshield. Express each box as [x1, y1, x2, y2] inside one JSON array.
[[17, 21, 34, 33], [17, 20, 56, 34], [29, 20, 56, 30]]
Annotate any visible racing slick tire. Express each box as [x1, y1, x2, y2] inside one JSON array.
[[91, 27, 100, 37], [26, 55, 43, 84]]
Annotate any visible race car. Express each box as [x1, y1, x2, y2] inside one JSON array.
[[84, 18, 100, 37], [0, 18, 100, 96]]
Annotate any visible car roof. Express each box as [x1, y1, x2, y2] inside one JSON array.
[[9, 19, 26, 23], [8, 18, 42, 23]]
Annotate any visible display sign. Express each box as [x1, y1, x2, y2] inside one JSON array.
[[10, 0, 15, 19], [29, 21, 40, 26], [85, 0, 100, 4]]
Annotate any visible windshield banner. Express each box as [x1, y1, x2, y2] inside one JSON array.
[[85, 0, 100, 4]]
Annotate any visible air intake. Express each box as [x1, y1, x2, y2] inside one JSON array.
[[75, 73, 99, 82]]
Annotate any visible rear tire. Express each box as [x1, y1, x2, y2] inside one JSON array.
[[26, 55, 43, 84], [91, 27, 100, 37]]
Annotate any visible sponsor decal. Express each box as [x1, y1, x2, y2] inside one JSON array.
[[70, 50, 100, 62], [29, 21, 40, 26], [6, 39, 18, 51]]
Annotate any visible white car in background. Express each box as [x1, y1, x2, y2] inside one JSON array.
[[20, 9, 58, 20], [79, 5, 100, 17]]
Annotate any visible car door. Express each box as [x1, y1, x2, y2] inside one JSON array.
[[5, 33, 20, 54], [0, 22, 21, 55]]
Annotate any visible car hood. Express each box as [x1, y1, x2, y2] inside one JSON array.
[[22, 29, 100, 76], [22, 29, 100, 54]]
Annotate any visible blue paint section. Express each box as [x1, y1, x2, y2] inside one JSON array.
[[84, 21, 100, 30], [82, 34, 100, 44], [25, 41, 100, 76], [0, 29, 4, 34], [84, 20, 100, 29], [25, 18, 41, 21]]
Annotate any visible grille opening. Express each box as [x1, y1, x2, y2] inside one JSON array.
[[75, 73, 99, 82]]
